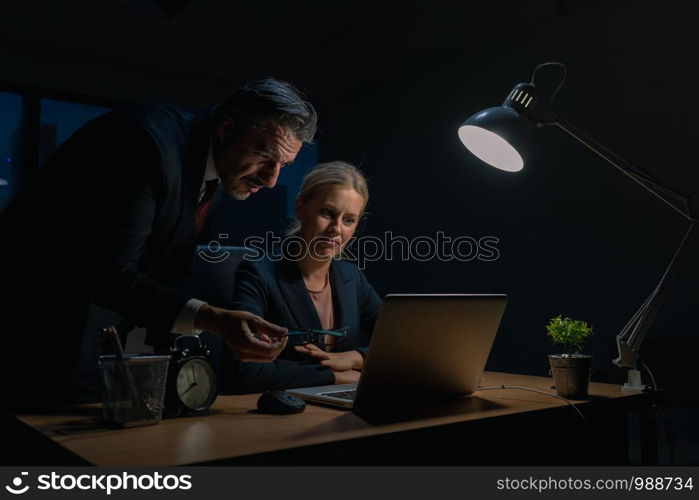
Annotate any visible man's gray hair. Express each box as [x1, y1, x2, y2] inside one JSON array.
[[216, 77, 317, 143]]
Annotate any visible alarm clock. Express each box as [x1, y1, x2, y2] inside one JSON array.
[[164, 335, 218, 417]]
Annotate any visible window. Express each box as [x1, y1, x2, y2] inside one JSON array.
[[39, 99, 111, 165], [0, 91, 22, 210]]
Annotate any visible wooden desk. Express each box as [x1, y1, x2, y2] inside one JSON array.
[[10, 372, 660, 466]]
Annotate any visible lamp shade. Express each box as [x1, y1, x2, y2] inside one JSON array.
[[458, 83, 539, 172]]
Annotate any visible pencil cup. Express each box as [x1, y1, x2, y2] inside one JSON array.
[[98, 354, 171, 428]]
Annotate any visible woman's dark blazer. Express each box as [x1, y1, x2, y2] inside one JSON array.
[[223, 257, 382, 393]]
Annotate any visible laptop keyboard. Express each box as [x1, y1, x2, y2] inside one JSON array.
[[318, 389, 357, 401]]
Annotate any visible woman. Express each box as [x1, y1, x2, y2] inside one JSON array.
[[224, 161, 381, 393]]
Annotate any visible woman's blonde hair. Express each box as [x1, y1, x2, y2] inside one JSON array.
[[287, 161, 369, 236]]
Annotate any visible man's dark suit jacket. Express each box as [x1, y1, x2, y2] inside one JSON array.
[[225, 257, 382, 393], [2, 105, 215, 407]]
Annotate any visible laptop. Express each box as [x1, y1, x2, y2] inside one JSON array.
[[287, 294, 507, 409]]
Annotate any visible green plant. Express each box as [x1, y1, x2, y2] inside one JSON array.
[[545, 315, 593, 356]]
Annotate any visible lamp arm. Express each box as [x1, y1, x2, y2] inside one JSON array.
[[534, 113, 698, 369], [548, 114, 694, 221], [613, 220, 698, 368]]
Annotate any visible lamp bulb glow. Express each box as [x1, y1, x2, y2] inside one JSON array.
[[458, 125, 523, 172]]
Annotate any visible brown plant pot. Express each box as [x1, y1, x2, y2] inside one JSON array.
[[548, 354, 592, 399]]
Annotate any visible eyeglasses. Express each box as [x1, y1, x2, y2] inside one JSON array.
[[283, 327, 349, 349]]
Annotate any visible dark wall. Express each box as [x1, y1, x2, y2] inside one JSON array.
[[317, 0, 699, 381], [0, 1, 322, 107]]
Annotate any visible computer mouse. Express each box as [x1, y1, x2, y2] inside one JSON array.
[[256, 390, 306, 414]]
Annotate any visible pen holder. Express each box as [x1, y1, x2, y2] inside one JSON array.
[[98, 354, 171, 428]]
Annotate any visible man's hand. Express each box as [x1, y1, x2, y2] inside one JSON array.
[[333, 369, 361, 384], [294, 343, 364, 371], [194, 305, 287, 362]]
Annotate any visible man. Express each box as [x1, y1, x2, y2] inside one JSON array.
[[1, 78, 317, 409]]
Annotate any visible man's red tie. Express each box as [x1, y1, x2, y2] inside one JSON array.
[[195, 179, 219, 234]]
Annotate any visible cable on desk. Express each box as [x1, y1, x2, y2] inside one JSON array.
[[477, 384, 597, 463], [639, 360, 658, 391]]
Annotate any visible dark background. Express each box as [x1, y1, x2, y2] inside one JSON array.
[[1, 0, 697, 463]]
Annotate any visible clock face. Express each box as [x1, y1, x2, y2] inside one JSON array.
[[175, 358, 216, 411]]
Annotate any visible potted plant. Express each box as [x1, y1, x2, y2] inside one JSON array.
[[546, 315, 593, 399]]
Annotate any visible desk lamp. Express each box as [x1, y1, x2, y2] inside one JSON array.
[[457, 62, 697, 391]]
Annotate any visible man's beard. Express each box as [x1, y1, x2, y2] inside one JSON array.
[[232, 176, 264, 200], [226, 178, 253, 200], [231, 190, 251, 201]]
